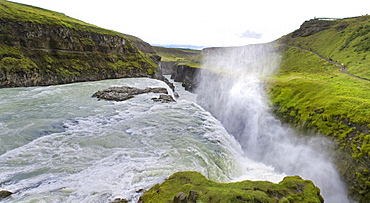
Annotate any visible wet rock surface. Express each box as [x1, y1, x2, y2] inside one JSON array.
[[152, 94, 176, 103], [0, 190, 13, 200], [92, 86, 171, 101]]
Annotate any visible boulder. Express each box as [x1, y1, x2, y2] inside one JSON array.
[[152, 94, 176, 103], [0, 190, 12, 199], [173, 192, 187, 203], [92, 86, 168, 101]]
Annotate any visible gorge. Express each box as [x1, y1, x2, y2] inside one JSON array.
[[1, 0, 370, 202]]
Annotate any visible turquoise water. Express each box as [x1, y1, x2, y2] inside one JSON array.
[[0, 78, 283, 202]]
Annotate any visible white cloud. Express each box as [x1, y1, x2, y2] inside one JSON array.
[[240, 30, 262, 39]]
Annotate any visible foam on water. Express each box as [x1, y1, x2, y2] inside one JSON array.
[[0, 78, 284, 202]]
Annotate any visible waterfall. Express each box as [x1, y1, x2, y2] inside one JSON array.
[[195, 44, 350, 203]]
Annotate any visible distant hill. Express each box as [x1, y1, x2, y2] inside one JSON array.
[[0, 0, 159, 87], [153, 46, 201, 68]]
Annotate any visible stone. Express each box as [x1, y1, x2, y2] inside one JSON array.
[[173, 192, 187, 203], [110, 198, 129, 203], [151, 94, 176, 103], [0, 190, 12, 199], [188, 190, 198, 202], [92, 86, 168, 101]]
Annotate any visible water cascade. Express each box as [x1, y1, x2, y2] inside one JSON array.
[[196, 44, 350, 203], [0, 78, 284, 202]]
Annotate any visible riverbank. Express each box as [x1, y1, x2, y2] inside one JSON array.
[[0, 1, 159, 88]]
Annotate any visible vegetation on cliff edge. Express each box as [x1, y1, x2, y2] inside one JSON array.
[[0, 0, 158, 87], [269, 15, 370, 201], [139, 171, 323, 203], [153, 46, 201, 68]]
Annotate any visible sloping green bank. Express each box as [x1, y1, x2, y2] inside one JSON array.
[[270, 16, 370, 202], [281, 16, 370, 80], [139, 171, 323, 203], [153, 46, 201, 68], [0, 0, 158, 87]]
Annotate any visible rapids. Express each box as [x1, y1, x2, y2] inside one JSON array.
[[0, 44, 352, 203], [0, 78, 283, 202]]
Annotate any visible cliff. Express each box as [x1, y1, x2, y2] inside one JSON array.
[[154, 17, 370, 201], [0, 0, 159, 88], [153, 46, 201, 91], [272, 16, 370, 202]]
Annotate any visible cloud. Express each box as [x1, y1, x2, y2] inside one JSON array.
[[240, 30, 263, 39]]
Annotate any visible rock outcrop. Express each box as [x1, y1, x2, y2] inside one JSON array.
[[0, 1, 159, 88], [152, 94, 176, 103], [291, 19, 338, 38], [170, 64, 199, 92], [139, 171, 324, 203], [92, 86, 170, 101], [0, 190, 12, 200]]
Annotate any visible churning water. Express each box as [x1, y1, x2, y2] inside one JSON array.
[[0, 44, 351, 203], [196, 44, 350, 203], [0, 77, 284, 202]]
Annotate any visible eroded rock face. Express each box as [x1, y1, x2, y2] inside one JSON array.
[[0, 2, 160, 88], [92, 86, 170, 101]]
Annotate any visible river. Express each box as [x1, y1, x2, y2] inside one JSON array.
[[0, 77, 283, 202], [0, 44, 351, 203]]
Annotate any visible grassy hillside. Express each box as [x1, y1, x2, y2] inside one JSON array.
[[282, 16, 370, 80], [153, 46, 201, 68], [0, 0, 116, 35], [271, 16, 370, 202], [0, 0, 158, 87]]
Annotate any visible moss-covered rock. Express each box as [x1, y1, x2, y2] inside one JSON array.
[[139, 171, 324, 203], [0, 0, 159, 87]]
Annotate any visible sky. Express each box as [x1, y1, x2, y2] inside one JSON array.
[[10, 0, 370, 49]]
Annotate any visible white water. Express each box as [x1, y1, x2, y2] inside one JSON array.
[[0, 78, 285, 202], [196, 45, 351, 203]]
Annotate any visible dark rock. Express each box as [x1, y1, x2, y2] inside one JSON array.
[[173, 192, 187, 203], [187, 190, 198, 202], [291, 19, 337, 38], [151, 94, 176, 103], [160, 61, 178, 75], [0, 190, 12, 199], [110, 197, 129, 203], [92, 86, 168, 101], [136, 188, 144, 193], [170, 65, 199, 92]]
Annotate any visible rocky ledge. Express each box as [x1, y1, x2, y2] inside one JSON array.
[[139, 171, 324, 203], [92, 86, 175, 102]]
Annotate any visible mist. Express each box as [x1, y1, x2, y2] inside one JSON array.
[[195, 44, 350, 203]]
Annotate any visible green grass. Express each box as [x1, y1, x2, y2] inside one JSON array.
[[268, 43, 370, 200], [140, 171, 323, 203], [284, 15, 370, 80], [0, 0, 159, 86], [153, 46, 202, 68], [270, 46, 370, 154], [0, 0, 118, 36]]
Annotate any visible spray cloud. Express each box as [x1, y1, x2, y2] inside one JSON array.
[[195, 44, 350, 203]]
